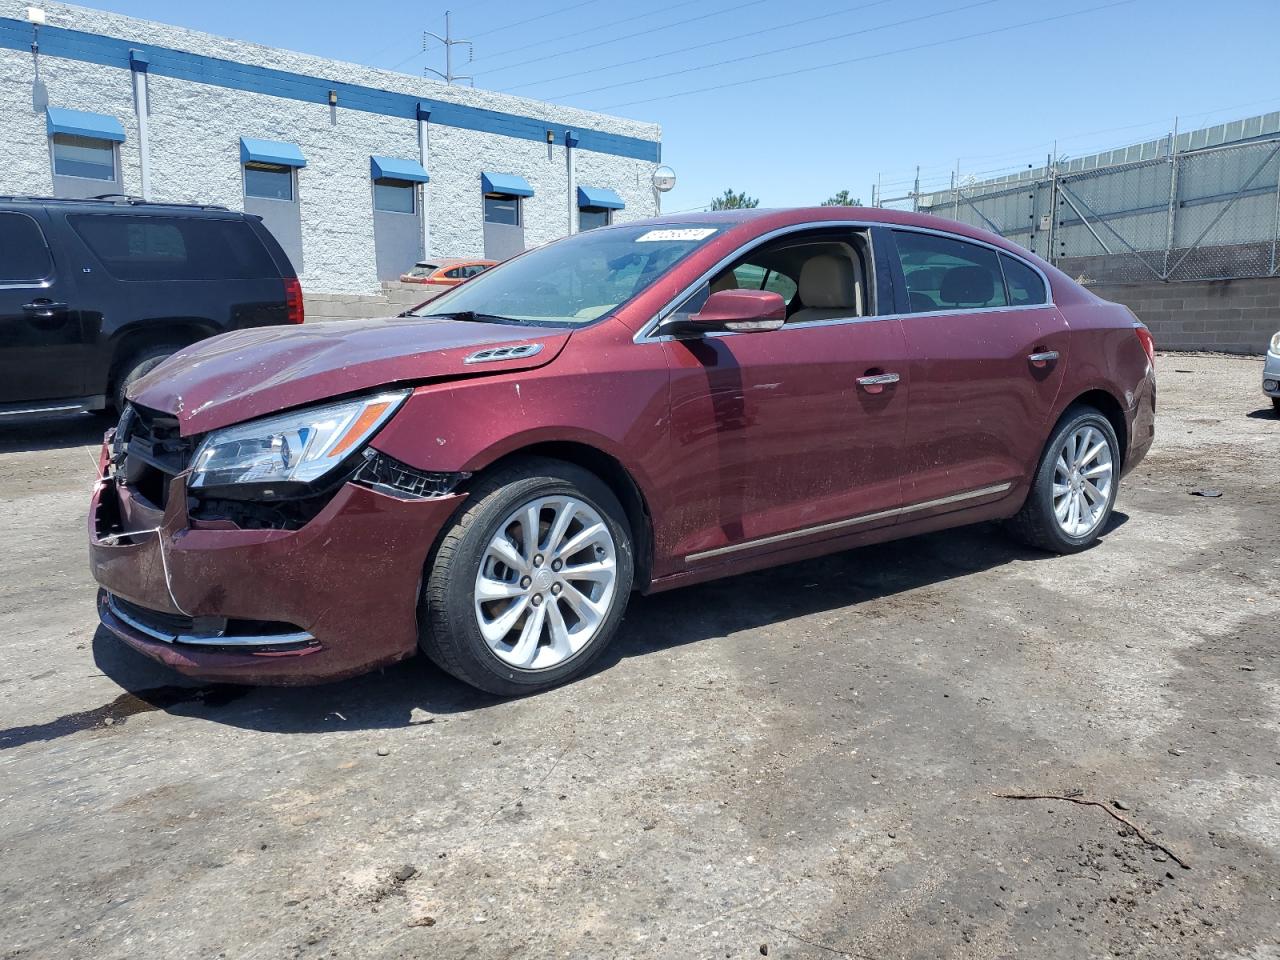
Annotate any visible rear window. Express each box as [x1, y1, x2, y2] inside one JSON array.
[[68, 214, 279, 281], [0, 212, 53, 283]]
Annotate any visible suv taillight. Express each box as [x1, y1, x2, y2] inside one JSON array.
[[284, 277, 304, 324], [1134, 323, 1155, 366]]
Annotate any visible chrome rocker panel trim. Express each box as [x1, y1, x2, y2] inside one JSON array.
[[685, 482, 1014, 562]]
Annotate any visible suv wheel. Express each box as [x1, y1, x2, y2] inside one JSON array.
[[110, 344, 182, 413], [1006, 405, 1120, 554], [420, 458, 634, 696]]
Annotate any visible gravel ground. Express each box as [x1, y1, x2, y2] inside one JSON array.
[[1, 353, 1277, 960]]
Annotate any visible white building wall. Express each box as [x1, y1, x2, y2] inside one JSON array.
[[0, 0, 662, 295]]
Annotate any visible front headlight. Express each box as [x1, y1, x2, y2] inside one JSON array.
[[189, 391, 409, 494], [1270, 331, 1280, 354]]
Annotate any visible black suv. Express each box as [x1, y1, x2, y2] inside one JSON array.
[[0, 196, 302, 420]]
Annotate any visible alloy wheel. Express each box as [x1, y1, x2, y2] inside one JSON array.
[[473, 495, 618, 670], [1052, 424, 1114, 538]]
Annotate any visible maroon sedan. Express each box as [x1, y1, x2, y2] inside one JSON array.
[[90, 208, 1156, 695]]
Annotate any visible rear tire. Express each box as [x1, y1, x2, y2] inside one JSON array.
[[1005, 405, 1120, 554], [1272, 397, 1280, 415], [419, 458, 634, 696], [110, 344, 183, 413]]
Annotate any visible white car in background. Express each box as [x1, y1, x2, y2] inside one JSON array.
[[1265, 331, 1280, 414]]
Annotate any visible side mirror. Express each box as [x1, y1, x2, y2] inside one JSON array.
[[667, 288, 786, 337]]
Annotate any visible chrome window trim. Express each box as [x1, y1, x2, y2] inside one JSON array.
[[0, 279, 54, 291], [685, 482, 1013, 563], [634, 219, 1054, 344]]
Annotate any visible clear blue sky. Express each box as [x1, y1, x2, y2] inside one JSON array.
[[77, 0, 1280, 212]]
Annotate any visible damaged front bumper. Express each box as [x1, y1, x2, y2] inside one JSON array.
[[89, 440, 465, 685]]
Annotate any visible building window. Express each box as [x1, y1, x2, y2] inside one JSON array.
[[244, 163, 295, 201], [374, 179, 416, 214], [579, 206, 611, 231], [51, 134, 116, 181], [484, 194, 521, 227]]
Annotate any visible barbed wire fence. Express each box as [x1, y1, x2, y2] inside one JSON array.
[[874, 133, 1280, 283]]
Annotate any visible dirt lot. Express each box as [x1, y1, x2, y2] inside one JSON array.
[[1, 354, 1277, 960]]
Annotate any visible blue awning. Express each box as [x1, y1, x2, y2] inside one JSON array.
[[371, 155, 429, 183], [46, 107, 125, 143], [481, 172, 534, 198], [240, 137, 306, 168], [577, 185, 625, 210]]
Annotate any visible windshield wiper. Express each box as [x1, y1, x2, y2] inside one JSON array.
[[409, 310, 524, 325]]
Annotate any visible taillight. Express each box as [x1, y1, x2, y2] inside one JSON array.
[[1134, 323, 1155, 366], [284, 277, 304, 324]]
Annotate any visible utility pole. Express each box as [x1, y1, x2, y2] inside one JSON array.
[[423, 11, 473, 86]]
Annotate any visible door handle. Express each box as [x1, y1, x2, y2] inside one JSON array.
[[856, 371, 900, 395], [856, 372, 900, 387], [1027, 350, 1059, 366], [22, 300, 69, 319]]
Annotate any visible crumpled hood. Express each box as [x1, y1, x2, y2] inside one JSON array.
[[129, 315, 572, 435]]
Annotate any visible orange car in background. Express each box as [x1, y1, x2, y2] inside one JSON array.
[[399, 258, 496, 288]]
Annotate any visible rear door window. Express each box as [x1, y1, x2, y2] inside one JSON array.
[[68, 215, 278, 281], [1001, 254, 1047, 305], [893, 230, 1008, 312], [0, 212, 54, 283]]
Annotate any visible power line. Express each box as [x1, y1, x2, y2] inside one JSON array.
[[474, 0, 772, 77], [471, 0, 697, 66], [875, 92, 1280, 188], [543, 0, 1002, 102], [496, 0, 896, 94], [599, 0, 1137, 110], [468, 0, 606, 41]]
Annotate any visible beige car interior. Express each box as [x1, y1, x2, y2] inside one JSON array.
[[709, 237, 868, 323]]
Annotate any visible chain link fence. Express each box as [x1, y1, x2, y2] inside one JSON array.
[[900, 133, 1280, 283]]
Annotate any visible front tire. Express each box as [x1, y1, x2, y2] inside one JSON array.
[[420, 458, 635, 696], [1006, 405, 1120, 554]]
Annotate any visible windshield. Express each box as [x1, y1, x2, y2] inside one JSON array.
[[409, 224, 722, 327], [406, 263, 439, 276]]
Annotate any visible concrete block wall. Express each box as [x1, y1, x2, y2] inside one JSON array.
[[0, 1, 662, 296], [303, 284, 436, 324], [1087, 277, 1280, 354]]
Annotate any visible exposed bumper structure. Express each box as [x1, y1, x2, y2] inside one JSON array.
[[89, 447, 463, 685]]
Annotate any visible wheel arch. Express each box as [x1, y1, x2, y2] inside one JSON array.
[[476, 440, 656, 590], [106, 320, 217, 395], [1058, 388, 1129, 469]]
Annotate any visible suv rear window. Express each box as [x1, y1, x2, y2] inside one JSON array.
[[68, 214, 279, 282], [0, 212, 53, 283]]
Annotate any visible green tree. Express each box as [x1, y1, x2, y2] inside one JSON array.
[[709, 188, 759, 210], [821, 190, 862, 206]]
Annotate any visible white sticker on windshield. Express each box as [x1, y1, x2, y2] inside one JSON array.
[[635, 228, 718, 243]]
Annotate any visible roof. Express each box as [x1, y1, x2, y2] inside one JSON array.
[[0, 195, 233, 214], [614, 206, 1062, 269]]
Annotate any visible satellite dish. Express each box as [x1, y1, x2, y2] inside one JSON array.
[[652, 165, 677, 193]]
